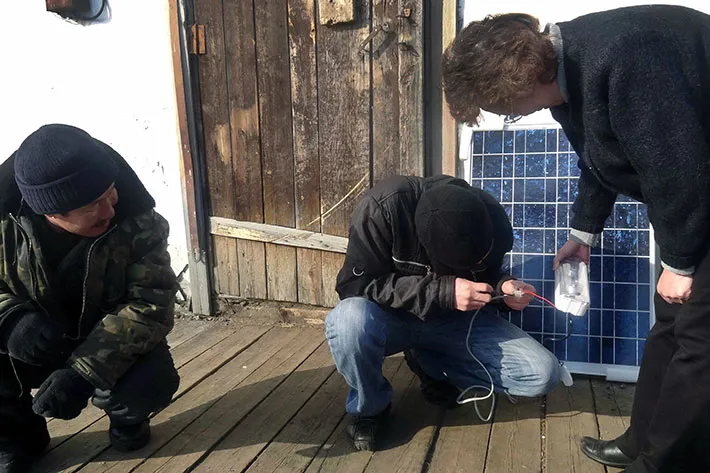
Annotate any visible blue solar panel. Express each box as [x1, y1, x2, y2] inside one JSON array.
[[470, 128, 653, 367]]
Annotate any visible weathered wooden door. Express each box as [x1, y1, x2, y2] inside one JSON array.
[[193, 0, 425, 307]]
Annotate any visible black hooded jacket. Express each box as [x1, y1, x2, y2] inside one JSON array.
[[335, 175, 514, 320]]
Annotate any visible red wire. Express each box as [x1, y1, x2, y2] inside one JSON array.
[[521, 291, 559, 310]]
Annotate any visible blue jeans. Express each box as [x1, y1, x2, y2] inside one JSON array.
[[326, 297, 562, 416]]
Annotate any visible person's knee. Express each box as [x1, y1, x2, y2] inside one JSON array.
[[138, 343, 179, 408], [326, 298, 380, 341], [509, 349, 561, 397], [108, 342, 179, 414], [326, 298, 385, 357]]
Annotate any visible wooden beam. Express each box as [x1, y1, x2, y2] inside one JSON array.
[[169, 0, 213, 314], [441, 0, 457, 176], [210, 217, 349, 254]]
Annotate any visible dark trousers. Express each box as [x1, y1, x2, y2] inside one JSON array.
[[619, 248, 710, 473], [0, 341, 179, 448]]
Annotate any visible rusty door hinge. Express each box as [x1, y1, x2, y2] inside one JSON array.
[[189, 24, 206, 55]]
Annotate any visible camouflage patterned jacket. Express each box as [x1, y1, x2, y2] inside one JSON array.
[[0, 148, 177, 392]]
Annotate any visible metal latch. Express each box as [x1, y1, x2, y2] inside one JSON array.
[[189, 24, 206, 55], [359, 20, 394, 54]]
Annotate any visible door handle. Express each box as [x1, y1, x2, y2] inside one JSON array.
[[359, 20, 395, 55]]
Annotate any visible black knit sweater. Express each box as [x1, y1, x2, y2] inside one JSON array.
[[550, 5, 710, 271]]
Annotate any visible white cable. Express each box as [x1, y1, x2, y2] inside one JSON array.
[[456, 295, 508, 423]]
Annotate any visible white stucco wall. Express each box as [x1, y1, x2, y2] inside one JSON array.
[[0, 1, 187, 275]]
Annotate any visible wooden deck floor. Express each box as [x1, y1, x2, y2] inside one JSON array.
[[31, 319, 635, 473]]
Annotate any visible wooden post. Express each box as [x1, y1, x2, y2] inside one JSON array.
[[169, 0, 213, 315], [441, 0, 457, 177]]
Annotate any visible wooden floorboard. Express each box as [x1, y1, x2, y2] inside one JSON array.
[[125, 329, 324, 473], [362, 376, 442, 473], [78, 326, 307, 473], [32, 323, 270, 473], [31, 319, 643, 473], [190, 342, 335, 472], [427, 402, 493, 473], [484, 396, 543, 473], [44, 319, 211, 428], [545, 380, 605, 473], [591, 380, 635, 473], [44, 321, 243, 452], [304, 356, 408, 473], [166, 318, 213, 348], [242, 371, 348, 473]]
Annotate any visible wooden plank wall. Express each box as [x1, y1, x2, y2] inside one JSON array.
[[195, 0, 239, 298], [196, 0, 424, 308], [317, 0, 371, 307], [224, 0, 268, 299], [290, 0, 326, 306]]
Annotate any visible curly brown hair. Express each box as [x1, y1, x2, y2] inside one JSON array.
[[442, 13, 558, 125]]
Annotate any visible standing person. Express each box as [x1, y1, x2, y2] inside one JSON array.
[[327, 174, 565, 451], [0, 125, 180, 473], [441, 6, 710, 472]]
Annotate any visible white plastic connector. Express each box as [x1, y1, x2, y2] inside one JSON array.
[[554, 259, 590, 316], [513, 288, 523, 300]]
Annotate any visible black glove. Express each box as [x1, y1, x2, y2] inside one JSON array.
[[0, 311, 69, 366], [32, 368, 95, 420]]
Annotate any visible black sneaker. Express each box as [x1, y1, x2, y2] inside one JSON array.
[[109, 420, 151, 452], [404, 350, 461, 409], [346, 404, 391, 452]]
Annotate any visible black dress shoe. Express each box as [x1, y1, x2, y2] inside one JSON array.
[[109, 420, 151, 452], [346, 405, 391, 452], [581, 436, 634, 468]]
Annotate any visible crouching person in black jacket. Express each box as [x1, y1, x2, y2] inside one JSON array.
[[327, 175, 565, 451]]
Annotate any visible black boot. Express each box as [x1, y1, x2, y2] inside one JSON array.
[[0, 393, 50, 473], [346, 404, 391, 452], [109, 419, 151, 452], [0, 416, 50, 473], [93, 390, 153, 452], [404, 350, 460, 409], [581, 436, 634, 468]]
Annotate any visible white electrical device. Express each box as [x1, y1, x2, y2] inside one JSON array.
[[554, 259, 590, 316]]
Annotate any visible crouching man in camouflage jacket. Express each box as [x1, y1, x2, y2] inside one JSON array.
[[0, 124, 180, 473]]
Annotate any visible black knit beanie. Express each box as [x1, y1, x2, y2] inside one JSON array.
[[14, 124, 119, 215], [415, 185, 494, 270]]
